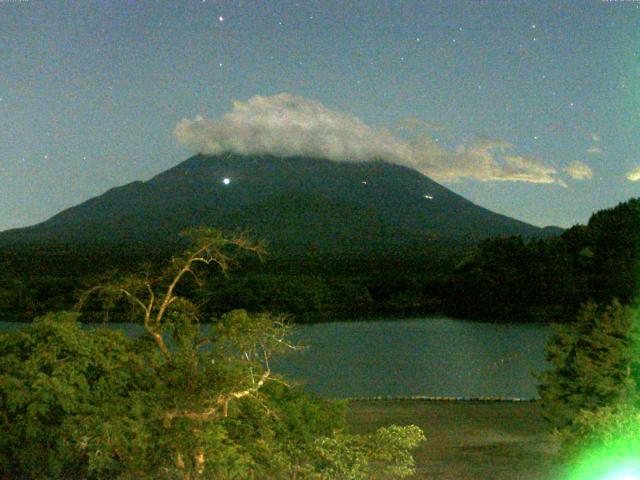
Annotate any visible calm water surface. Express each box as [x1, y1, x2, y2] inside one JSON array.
[[0, 317, 551, 399]]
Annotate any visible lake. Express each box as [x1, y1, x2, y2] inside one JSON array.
[[0, 317, 552, 399]]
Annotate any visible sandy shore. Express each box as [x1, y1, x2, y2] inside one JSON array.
[[346, 399, 561, 480]]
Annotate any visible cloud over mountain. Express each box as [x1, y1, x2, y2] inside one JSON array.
[[564, 161, 594, 180], [626, 166, 640, 182], [175, 93, 565, 186], [174, 94, 411, 163]]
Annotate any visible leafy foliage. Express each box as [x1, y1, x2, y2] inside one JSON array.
[[0, 311, 156, 479], [537, 300, 639, 430], [0, 228, 424, 479], [556, 403, 640, 462]]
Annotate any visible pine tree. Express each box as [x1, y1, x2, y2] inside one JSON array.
[[537, 300, 639, 430]]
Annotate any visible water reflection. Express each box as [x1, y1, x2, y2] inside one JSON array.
[[0, 317, 551, 399]]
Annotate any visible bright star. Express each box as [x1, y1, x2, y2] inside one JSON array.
[[223, 178, 230, 185], [219, 16, 224, 22]]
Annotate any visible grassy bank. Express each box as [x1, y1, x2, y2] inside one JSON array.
[[347, 399, 561, 480]]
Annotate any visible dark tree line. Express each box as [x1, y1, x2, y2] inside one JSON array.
[[443, 198, 640, 322], [1, 198, 638, 323]]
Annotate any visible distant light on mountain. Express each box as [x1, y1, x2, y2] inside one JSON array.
[[0, 154, 561, 250]]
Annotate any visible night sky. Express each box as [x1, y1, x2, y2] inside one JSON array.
[[1, 0, 639, 232]]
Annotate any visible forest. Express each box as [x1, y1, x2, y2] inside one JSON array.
[[0, 198, 638, 324]]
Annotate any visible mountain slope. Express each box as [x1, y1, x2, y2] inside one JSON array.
[[0, 154, 556, 249]]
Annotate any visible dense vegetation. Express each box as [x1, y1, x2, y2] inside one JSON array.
[[536, 299, 640, 477], [538, 300, 639, 431], [1, 198, 638, 323], [0, 229, 424, 479], [444, 198, 640, 322], [535, 199, 640, 477]]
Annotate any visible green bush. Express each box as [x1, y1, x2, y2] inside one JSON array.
[[0, 311, 156, 479], [537, 300, 639, 430], [0, 228, 424, 479]]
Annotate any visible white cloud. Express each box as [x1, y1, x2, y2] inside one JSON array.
[[174, 93, 411, 163], [397, 117, 446, 133], [586, 146, 602, 155], [410, 138, 563, 185], [626, 166, 640, 182], [175, 93, 565, 186], [564, 161, 594, 180]]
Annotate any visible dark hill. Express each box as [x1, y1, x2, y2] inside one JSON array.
[[0, 154, 557, 251]]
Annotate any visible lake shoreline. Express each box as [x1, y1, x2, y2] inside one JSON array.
[[1, 317, 551, 399], [0, 312, 553, 324], [347, 399, 561, 480]]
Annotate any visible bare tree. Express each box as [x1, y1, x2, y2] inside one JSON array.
[[76, 227, 265, 361]]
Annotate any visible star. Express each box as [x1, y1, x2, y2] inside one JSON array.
[[218, 16, 224, 22]]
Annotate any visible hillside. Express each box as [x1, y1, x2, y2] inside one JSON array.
[[0, 154, 558, 252]]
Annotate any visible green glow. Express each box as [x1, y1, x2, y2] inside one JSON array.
[[564, 447, 640, 480], [602, 463, 640, 480], [560, 401, 640, 480]]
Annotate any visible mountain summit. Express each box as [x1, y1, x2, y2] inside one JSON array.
[[0, 154, 558, 249]]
